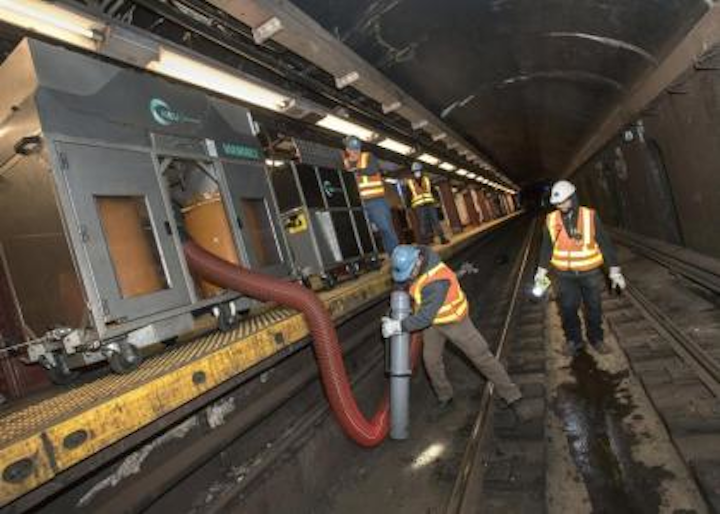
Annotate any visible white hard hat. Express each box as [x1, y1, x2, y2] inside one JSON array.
[[550, 180, 576, 205]]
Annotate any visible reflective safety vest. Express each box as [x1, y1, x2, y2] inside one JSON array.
[[409, 262, 469, 325], [547, 206, 604, 272], [407, 176, 435, 208], [350, 152, 385, 200]]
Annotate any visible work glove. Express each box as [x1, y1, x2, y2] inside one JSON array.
[[534, 267, 548, 284], [609, 267, 626, 291], [532, 267, 551, 298], [381, 316, 403, 339]]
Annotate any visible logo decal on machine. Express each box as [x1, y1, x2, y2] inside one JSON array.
[[149, 98, 200, 126]]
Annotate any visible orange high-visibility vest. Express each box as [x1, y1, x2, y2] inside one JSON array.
[[349, 152, 385, 200], [407, 176, 435, 208], [410, 262, 469, 325], [547, 206, 604, 272]]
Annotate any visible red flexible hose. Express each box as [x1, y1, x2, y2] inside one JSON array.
[[183, 241, 422, 447]]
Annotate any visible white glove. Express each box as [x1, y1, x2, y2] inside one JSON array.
[[381, 316, 403, 339], [609, 267, 626, 291], [534, 267, 548, 284]]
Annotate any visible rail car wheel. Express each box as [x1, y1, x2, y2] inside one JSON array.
[[217, 302, 239, 333], [41, 353, 79, 385], [108, 342, 143, 374]]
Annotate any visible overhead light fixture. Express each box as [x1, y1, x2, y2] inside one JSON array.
[[439, 162, 456, 171], [412, 119, 429, 131], [0, 0, 104, 50], [432, 132, 447, 142], [335, 70, 360, 89], [265, 159, 286, 167], [418, 153, 440, 165], [455, 169, 469, 176], [253, 16, 283, 44], [315, 114, 378, 141], [378, 138, 415, 156], [382, 101, 402, 114], [466, 172, 477, 179], [148, 48, 295, 113]]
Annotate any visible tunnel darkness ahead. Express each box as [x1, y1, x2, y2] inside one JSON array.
[[291, 0, 709, 182]]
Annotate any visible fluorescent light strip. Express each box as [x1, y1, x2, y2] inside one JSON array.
[[418, 153, 441, 165], [316, 114, 377, 141], [439, 162, 456, 171], [378, 138, 415, 156], [455, 169, 469, 176], [0, 0, 102, 49], [148, 48, 293, 113], [466, 172, 477, 179]]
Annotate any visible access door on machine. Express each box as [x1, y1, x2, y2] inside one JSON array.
[[55, 142, 191, 326], [223, 161, 290, 277]]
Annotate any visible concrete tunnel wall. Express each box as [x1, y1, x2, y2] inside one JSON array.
[[573, 58, 720, 260]]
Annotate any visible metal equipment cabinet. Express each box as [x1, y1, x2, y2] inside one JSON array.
[[0, 39, 292, 381], [270, 140, 377, 288]]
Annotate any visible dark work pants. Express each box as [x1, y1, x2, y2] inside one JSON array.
[[415, 204, 445, 243], [555, 269, 604, 349]]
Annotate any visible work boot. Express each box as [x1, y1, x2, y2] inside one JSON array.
[[509, 397, 534, 424], [437, 397, 454, 410], [566, 341, 584, 358], [592, 341, 612, 355]]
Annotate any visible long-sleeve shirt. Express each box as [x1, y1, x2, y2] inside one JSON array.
[[539, 207, 618, 271], [344, 152, 399, 176], [401, 246, 451, 332]]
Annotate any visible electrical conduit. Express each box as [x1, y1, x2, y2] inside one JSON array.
[[183, 241, 422, 447]]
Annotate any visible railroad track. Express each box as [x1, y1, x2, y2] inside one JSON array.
[[444, 219, 540, 514]]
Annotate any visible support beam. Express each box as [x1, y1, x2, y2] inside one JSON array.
[[563, 4, 720, 176]]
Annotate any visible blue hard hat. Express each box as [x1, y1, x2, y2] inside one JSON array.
[[391, 245, 421, 283], [411, 161, 423, 173], [344, 136, 362, 151]]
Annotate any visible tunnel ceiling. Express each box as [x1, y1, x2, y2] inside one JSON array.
[[289, 0, 709, 184]]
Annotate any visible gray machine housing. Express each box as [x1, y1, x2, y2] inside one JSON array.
[[0, 39, 292, 375], [271, 139, 377, 287]]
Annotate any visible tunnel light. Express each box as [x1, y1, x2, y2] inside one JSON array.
[[439, 162, 456, 172], [418, 154, 440, 166], [466, 172, 477, 179], [316, 114, 378, 142], [264, 159, 286, 167], [377, 138, 414, 156], [0, 0, 104, 50], [455, 169, 469, 176], [148, 48, 295, 113]]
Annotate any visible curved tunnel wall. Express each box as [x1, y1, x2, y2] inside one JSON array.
[[573, 58, 720, 260]]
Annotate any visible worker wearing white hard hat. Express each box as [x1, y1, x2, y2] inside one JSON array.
[[534, 180, 626, 357]]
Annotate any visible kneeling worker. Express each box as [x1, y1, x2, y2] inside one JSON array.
[[534, 180, 626, 357], [382, 245, 532, 422]]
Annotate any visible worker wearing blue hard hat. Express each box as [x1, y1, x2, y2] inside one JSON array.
[[406, 161, 449, 245], [383, 244, 533, 422], [343, 136, 399, 256]]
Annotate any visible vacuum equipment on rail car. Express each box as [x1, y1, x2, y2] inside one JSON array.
[[270, 138, 378, 288], [0, 39, 292, 381]]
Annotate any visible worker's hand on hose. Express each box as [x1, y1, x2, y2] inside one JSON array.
[[609, 266, 626, 291], [381, 316, 402, 339]]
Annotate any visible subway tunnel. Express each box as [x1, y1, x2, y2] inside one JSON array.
[[0, 1, 719, 513]]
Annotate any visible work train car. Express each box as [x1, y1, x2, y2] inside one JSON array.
[[0, 39, 292, 383], [0, 38, 515, 390]]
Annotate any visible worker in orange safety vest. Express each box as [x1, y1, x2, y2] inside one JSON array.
[[382, 245, 533, 422], [534, 180, 626, 357], [343, 136, 399, 255], [406, 162, 449, 245]]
